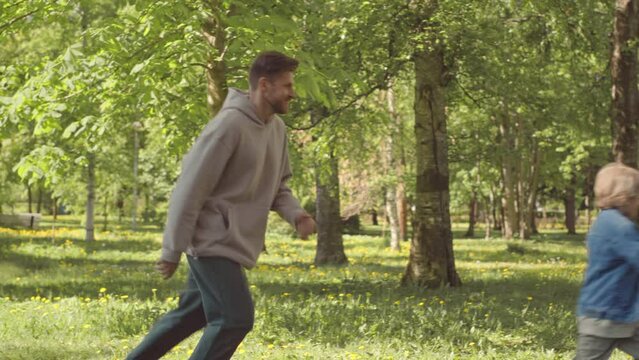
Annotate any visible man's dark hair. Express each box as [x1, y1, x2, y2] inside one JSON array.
[[249, 51, 299, 90]]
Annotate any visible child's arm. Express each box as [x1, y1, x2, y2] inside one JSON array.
[[611, 222, 639, 270]]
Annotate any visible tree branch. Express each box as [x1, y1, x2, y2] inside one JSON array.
[[188, 62, 212, 70], [287, 53, 412, 131], [127, 37, 166, 61], [0, 8, 40, 35], [453, 78, 484, 108], [286, 75, 389, 131], [4, 0, 28, 10]]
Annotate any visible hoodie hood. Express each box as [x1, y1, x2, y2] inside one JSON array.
[[221, 88, 269, 125]]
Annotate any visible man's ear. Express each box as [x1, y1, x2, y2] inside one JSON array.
[[258, 76, 269, 91]]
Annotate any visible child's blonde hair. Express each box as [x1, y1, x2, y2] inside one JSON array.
[[595, 162, 639, 211]]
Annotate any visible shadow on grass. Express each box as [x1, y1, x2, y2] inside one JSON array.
[[38, 216, 163, 233], [249, 270, 579, 351], [0, 264, 187, 301], [0, 234, 159, 253], [0, 246, 182, 300], [256, 260, 405, 276]]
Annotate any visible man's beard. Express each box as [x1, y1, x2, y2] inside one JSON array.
[[266, 96, 289, 115]]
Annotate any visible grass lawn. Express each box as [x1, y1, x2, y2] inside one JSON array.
[[0, 216, 629, 359]]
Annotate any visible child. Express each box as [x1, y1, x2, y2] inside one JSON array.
[[576, 162, 639, 360]]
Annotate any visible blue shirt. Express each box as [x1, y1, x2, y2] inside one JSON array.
[[577, 209, 639, 323]]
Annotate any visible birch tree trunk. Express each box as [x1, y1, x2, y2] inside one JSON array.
[[383, 89, 401, 251], [402, 29, 460, 287]]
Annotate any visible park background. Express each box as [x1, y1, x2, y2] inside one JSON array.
[[1, 0, 637, 359]]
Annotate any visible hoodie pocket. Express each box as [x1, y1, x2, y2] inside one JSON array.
[[194, 202, 229, 245], [228, 204, 270, 244]]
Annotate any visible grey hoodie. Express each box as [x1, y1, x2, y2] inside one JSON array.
[[161, 88, 306, 268]]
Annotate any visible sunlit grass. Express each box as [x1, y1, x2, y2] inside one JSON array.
[[0, 215, 630, 359]]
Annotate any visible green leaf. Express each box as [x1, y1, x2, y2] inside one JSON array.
[[62, 122, 80, 139], [143, 23, 151, 37], [130, 62, 146, 75]]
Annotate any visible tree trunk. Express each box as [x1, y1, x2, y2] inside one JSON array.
[[36, 185, 43, 214], [315, 152, 348, 265], [564, 174, 577, 235], [203, 1, 229, 116], [314, 119, 348, 266], [85, 153, 95, 242], [612, 0, 639, 167], [80, 4, 94, 241], [484, 200, 492, 240], [117, 191, 124, 224], [385, 185, 400, 251], [103, 191, 108, 232], [466, 162, 481, 238], [132, 124, 140, 231], [464, 195, 477, 238], [499, 199, 505, 232], [27, 184, 32, 213], [144, 192, 151, 224], [402, 37, 461, 288], [371, 209, 378, 225], [397, 183, 408, 241], [499, 110, 518, 239], [529, 191, 539, 235], [387, 84, 409, 242], [382, 89, 401, 251], [52, 197, 58, 220], [519, 137, 540, 240], [489, 187, 501, 231]]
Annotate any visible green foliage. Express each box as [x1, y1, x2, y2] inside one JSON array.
[[443, 0, 612, 214], [2, 0, 617, 222]]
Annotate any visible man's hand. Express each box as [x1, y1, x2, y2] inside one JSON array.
[[156, 260, 179, 280], [295, 213, 316, 240]]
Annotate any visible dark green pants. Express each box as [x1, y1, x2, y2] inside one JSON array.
[[575, 333, 639, 360], [127, 256, 254, 360]]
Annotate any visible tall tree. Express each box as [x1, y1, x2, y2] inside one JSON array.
[[402, 1, 461, 288], [611, 0, 639, 167]]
